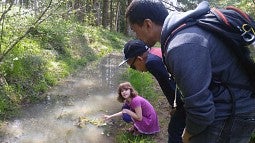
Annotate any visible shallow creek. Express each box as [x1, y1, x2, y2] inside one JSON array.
[[0, 53, 126, 143]]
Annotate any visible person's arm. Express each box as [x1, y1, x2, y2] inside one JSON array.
[[104, 111, 122, 120], [166, 38, 215, 136], [146, 57, 176, 106], [123, 106, 142, 121]]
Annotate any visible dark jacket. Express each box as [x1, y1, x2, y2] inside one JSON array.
[[161, 12, 255, 136], [146, 48, 183, 108]]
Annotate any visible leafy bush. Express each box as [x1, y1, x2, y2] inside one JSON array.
[[0, 85, 19, 120]]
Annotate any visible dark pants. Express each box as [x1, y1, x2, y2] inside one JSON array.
[[122, 103, 132, 123], [168, 106, 186, 143], [189, 111, 255, 143]]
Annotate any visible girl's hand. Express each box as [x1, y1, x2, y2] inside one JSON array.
[[103, 115, 111, 120]]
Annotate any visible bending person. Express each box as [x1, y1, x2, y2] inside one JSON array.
[[125, 1, 255, 143]]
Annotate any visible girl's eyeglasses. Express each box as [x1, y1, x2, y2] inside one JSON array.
[[130, 57, 137, 70]]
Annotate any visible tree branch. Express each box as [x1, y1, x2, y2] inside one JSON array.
[[0, 1, 14, 54], [0, 0, 53, 62], [162, 0, 184, 11], [0, 1, 14, 22]]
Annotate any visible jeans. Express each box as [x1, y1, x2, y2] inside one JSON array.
[[122, 103, 132, 123], [190, 111, 255, 143], [168, 106, 186, 143]]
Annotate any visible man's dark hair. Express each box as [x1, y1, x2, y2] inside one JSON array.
[[126, 0, 168, 26]]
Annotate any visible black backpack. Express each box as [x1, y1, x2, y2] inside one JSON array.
[[161, 1, 255, 93]]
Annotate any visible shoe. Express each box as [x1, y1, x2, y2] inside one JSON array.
[[132, 129, 141, 136], [127, 126, 135, 133]]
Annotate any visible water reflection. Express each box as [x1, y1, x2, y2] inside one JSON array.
[[0, 53, 125, 143], [100, 53, 125, 89]]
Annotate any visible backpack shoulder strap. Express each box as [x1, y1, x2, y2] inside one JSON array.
[[211, 8, 231, 27], [161, 1, 210, 56]]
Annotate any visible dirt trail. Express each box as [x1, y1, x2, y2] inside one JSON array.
[[0, 53, 126, 143]]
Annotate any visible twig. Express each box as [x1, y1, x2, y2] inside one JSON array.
[[161, 0, 184, 11]]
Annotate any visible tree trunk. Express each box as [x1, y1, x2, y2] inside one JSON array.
[[115, 0, 120, 31], [126, 0, 132, 35], [118, 0, 126, 33], [109, 0, 114, 31], [74, 0, 85, 22], [93, 0, 101, 26], [34, 0, 38, 16], [102, 0, 109, 28]]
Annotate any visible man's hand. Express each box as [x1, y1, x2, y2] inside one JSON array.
[[182, 128, 192, 143], [170, 108, 176, 116]]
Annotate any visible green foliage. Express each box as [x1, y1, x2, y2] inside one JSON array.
[[0, 85, 20, 120], [208, 0, 255, 18], [251, 132, 255, 143], [1, 39, 48, 100], [121, 69, 158, 101], [177, 0, 255, 18], [0, 7, 32, 51], [83, 26, 128, 56]]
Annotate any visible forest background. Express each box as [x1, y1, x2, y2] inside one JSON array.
[[0, 0, 254, 142]]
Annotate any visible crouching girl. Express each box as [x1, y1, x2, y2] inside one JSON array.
[[104, 82, 160, 135]]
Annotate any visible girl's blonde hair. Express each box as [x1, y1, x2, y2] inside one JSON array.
[[117, 82, 138, 102]]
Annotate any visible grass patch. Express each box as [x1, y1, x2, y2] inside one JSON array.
[[116, 132, 156, 143], [120, 69, 158, 101]]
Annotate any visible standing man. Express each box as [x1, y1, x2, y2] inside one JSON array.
[[125, 0, 255, 143], [119, 39, 186, 143]]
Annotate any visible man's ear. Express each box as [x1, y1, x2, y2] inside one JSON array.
[[143, 19, 153, 29], [137, 56, 144, 61]]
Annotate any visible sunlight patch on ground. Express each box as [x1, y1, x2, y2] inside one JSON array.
[[73, 79, 96, 89]]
